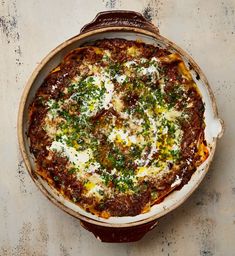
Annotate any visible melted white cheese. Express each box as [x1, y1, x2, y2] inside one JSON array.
[[108, 128, 129, 144], [140, 65, 159, 78], [49, 141, 92, 169], [124, 61, 137, 68], [141, 108, 158, 166], [144, 116, 158, 166], [115, 74, 127, 84], [164, 110, 182, 121], [86, 162, 101, 173], [162, 126, 168, 135], [151, 57, 159, 63], [172, 144, 179, 151], [112, 94, 124, 112], [84, 173, 105, 198], [102, 77, 114, 109], [140, 57, 148, 63], [108, 127, 141, 146], [92, 75, 103, 87], [159, 78, 166, 93]]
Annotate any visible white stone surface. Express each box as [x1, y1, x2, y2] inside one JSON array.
[[0, 0, 234, 255]]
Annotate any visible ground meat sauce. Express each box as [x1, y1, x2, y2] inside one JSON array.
[[28, 39, 208, 218]]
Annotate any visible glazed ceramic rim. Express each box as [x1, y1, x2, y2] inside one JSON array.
[[18, 26, 224, 228]]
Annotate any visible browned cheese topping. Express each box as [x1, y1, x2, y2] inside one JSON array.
[[28, 39, 208, 218]]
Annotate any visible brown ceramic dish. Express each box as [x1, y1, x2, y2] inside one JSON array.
[[18, 10, 224, 242]]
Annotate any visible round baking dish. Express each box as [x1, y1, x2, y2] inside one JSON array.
[[18, 10, 224, 242]]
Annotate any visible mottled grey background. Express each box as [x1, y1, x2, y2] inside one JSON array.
[[0, 0, 234, 255]]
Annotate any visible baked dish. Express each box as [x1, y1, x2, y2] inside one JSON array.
[[28, 39, 208, 218]]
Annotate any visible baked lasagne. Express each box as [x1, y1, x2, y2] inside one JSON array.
[[28, 39, 208, 217]]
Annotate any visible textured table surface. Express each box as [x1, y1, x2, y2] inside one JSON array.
[[0, 0, 235, 255]]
